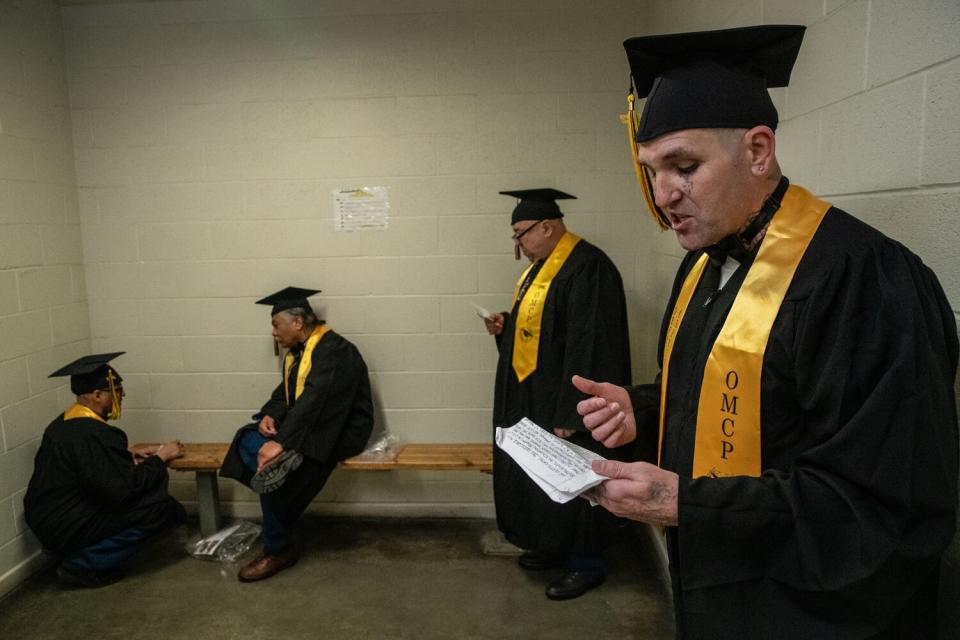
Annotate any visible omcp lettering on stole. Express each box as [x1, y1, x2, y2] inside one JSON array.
[[719, 369, 739, 462]]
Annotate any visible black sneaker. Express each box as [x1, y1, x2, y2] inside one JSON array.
[[56, 562, 123, 589], [250, 450, 304, 494]]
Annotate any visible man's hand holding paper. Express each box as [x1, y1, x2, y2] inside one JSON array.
[[582, 459, 679, 527], [495, 418, 608, 504]]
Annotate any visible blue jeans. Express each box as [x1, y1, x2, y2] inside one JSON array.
[[237, 429, 291, 554], [64, 527, 149, 572]]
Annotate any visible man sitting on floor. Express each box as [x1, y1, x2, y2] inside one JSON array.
[[24, 352, 186, 588], [220, 286, 375, 582]]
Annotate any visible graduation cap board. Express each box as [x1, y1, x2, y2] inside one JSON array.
[[49, 352, 125, 396], [620, 25, 806, 228], [499, 188, 576, 226], [256, 287, 321, 316]]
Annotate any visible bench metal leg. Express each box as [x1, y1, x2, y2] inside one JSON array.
[[196, 471, 223, 537]]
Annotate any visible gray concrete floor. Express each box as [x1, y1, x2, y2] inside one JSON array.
[[0, 517, 675, 640]]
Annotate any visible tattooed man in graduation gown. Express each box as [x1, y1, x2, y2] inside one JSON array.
[[220, 287, 374, 583], [24, 353, 186, 588], [574, 26, 958, 639], [484, 189, 631, 600]]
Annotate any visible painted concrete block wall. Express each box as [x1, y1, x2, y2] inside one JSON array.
[[649, 0, 960, 636], [643, 0, 959, 302], [60, 1, 655, 519], [0, 0, 954, 617], [0, 1, 88, 597]]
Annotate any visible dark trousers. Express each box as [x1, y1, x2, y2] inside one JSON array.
[[236, 429, 336, 554], [64, 527, 149, 571], [63, 498, 185, 572]]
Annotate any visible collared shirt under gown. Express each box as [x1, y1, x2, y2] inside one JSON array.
[[626, 202, 958, 639]]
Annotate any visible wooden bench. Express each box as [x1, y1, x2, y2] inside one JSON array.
[[138, 442, 493, 536]]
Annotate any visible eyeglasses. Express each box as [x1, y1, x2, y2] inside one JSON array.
[[511, 221, 542, 242], [98, 387, 125, 396]]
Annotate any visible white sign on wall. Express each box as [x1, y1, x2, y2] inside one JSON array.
[[332, 186, 390, 231]]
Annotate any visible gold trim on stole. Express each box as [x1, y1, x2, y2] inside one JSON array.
[[64, 403, 108, 424], [511, 232, 582, 382], [283, 325, 331, 404], [658, 185, 832, 478]]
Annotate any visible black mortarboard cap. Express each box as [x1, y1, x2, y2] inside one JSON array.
[[624, 25, 806, 142], [499, 188, 576, 225], [256, 286, 321, 315], [49, 352, 125, 395]]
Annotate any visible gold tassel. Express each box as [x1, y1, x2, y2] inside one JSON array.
[[621, 92, 670, 230], [106, 369, 121, 421]]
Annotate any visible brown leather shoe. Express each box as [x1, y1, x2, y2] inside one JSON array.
[[237, 546, 299, 582]]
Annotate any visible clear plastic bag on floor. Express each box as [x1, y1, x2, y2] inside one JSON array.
[[186, 520, 261, 562]]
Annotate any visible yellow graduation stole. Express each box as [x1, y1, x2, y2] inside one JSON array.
[[283, 325, 330, 405], [511, 232, 581, 382], [65, 403, 108, 424], [659, 185, 831, 478]]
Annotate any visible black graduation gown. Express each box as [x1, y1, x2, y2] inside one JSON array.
[[220, 329, 374, 520], [627, 205, 959, 639], [492, 239, 632, 554], [24, 415, 180, 555]]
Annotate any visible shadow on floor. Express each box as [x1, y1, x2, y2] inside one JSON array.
[[0, 516, 675, 640]]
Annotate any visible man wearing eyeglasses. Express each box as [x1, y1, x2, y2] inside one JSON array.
[[24, 353, 186, 588], [483, 188, 632, 600]]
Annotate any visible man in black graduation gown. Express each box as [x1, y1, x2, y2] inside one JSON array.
[[484, 189, 631, 599], [24, 353, 186, 588], [574, 26, 958, 638], [220, 287, 374, 582]]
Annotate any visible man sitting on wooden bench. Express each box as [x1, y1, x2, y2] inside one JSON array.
[[220, 286, 374, 583]]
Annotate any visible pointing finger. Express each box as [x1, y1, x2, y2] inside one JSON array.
[[581, 401, 621, 429], [589, 412, 627, 447], [577, 395, 608, 417], [571, 375, 602, 396]]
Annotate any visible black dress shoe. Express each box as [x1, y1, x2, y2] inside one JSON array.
[[545, 570, 605, 600], [518, 550, 564, 571]]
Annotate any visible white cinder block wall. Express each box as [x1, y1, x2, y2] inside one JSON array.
[[648, 0, 960, 635], [59, 0, 655, 524], [0, 1, 89, 597], [3, 0, 958, 621]]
